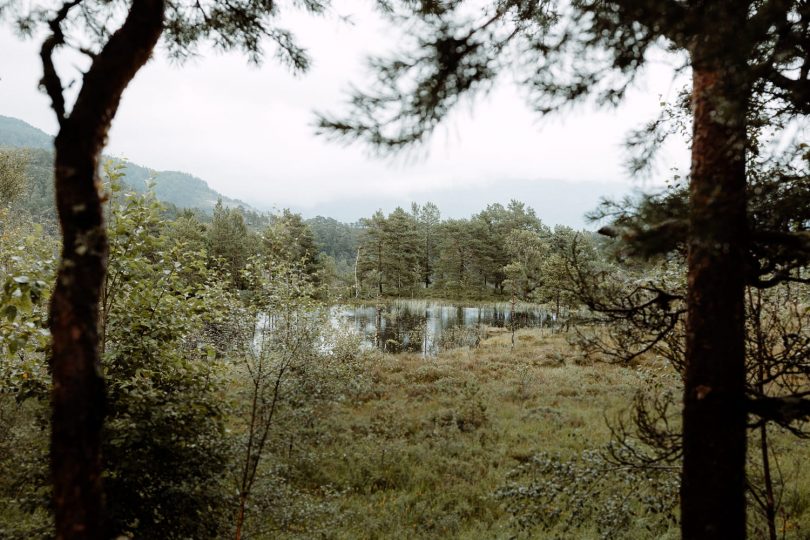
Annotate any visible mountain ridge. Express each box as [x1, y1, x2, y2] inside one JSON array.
[[0, 115, 250, 212]]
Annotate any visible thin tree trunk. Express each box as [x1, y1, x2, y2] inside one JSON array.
[[378, 243, 383, 295], [681, 42, 749, 539], [354, 247, 361, 298], [760, 423, 778, 540], [510, 293, 516, 349], [44, 1, 165, 538], [751, 288, 778, 540], [424, 235, 430, 288], [554, 291, 560, 334], [234, 376, 262, 540]]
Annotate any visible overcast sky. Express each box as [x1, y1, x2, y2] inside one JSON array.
[[0, 2, 690, 226]]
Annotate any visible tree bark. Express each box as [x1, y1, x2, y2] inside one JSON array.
[[681, 43, 749, 539], [378, 243, 383, 295], [45, 1, 165, 538], [424, 235, 431, 288], [760, 423, 778, 540], [354, 247, 361, 298]]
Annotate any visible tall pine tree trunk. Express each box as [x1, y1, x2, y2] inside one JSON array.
[[45, 1, 165, 537], [681, 40, 749, 539]]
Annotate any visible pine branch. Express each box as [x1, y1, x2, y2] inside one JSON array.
[[40, 0, 84, 125]]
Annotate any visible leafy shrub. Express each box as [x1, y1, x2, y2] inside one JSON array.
[[496, 449, 679, 539]]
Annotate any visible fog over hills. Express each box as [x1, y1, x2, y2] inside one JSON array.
[[285, 178, 633, 228], [1, 115, 637, 227]]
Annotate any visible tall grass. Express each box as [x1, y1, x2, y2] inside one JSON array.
[[226, 331, 708, 537]]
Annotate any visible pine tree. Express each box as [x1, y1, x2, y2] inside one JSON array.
[[318, 2, 810, 536], [435, 219, 476, 295], [263, 209, 323, 286], [384, 207, 420, 294], [469, 201, 544, 293], [208, 201, 252, 290], [358, 210, 388, 296], [412, 202, 441, 288]]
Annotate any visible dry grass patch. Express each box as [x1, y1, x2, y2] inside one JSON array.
[[254, 330, 651, 538], [260, 329, 810, 539]]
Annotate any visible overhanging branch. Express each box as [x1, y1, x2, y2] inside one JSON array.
[[40, 0, 84, 125], [748, 394, 810, 425]]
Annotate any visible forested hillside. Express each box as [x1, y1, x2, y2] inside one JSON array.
[[0, 126, 589, 304], [0, 116, 248, 212], [0, 116, 53, 149]]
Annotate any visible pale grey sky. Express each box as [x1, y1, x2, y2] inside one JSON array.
[[0, 2, 690, 226]]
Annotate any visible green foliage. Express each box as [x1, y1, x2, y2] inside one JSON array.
[[0, 212, 55, 400], [383, 207, 421, 294], [434, 218, 476, 296], [232, 251, 349, 535], [167, 209, 209, 254], [0, 210, 56, 539], [0, 149, 29, 208], [467, 201, 547, 292], [348, 200, 569, 301], [0, 397, 51, 540], [496, 450, 679, 539], [356, 209, 385, 296], [502, 229, 550, 300], [100, 165, 237, 539], [306, 216, 362, 266], [0, 165, 242, 538], [355, 206, 428, 297], [208, 199, 257, 289], [263, 209, 324, 289], [412, 202, 441, 287]]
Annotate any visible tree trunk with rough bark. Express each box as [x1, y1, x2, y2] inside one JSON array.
[[45, 1, 165, 537], [681, 39, 749, 539]]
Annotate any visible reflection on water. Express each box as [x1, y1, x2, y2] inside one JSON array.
[[332, 300, 554, 354]]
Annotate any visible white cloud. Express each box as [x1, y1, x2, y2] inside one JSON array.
[[0, 2, 690, 221]]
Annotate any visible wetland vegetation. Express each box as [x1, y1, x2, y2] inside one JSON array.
[[2, 160, 809, 538], [1, 0, 809, 538]]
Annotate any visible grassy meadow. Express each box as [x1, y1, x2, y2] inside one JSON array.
[[240, 328, 810, 539]]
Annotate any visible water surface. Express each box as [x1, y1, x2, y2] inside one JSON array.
[[333, 300, 554, 354]]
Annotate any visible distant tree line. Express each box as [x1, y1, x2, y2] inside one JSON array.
[[328, 200, 587, 302], [3, 144, 591, 305]]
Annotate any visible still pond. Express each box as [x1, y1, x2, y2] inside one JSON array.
[[332, 300, 558, 354]]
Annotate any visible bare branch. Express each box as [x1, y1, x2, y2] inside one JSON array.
[[748, 394, 810, 425], [39, 0, 83, 124]]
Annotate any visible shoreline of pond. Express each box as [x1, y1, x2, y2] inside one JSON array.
[[330, 300, 570, 354], [334, 296, 560, 311]]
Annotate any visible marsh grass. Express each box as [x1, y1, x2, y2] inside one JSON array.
[[235, 327, 810, 539], [256, 328, 808, 539], [5, 327, 805, 538]]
